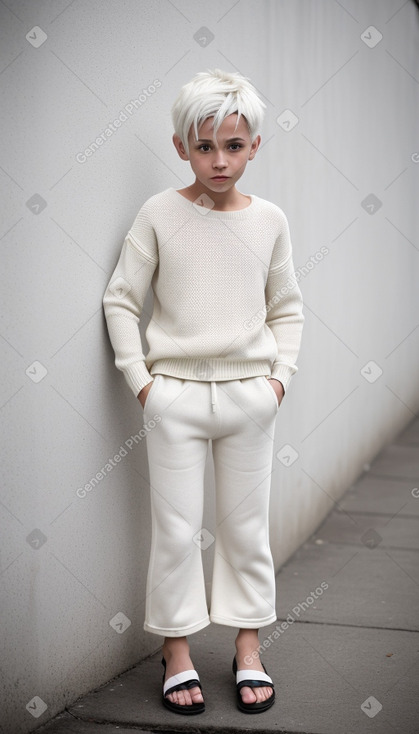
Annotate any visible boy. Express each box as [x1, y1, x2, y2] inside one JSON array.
[[102, 69, 304, 715]]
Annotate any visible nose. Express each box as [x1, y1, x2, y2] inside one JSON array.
[[212, 150, 227, 169]]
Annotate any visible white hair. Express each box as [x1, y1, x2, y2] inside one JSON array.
[[171, 68, 266, 156]]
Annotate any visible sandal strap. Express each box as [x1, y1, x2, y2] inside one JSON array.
[[163, 669, 201, 697], [236, 669, 274, 688]]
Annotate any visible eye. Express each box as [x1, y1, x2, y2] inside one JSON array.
[[229, 143, 243, 151], [197, 144, 211, 152]]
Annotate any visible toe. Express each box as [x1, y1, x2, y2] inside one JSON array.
[[240, 685, 257, 704], [190, 685, 204, 703], [180, 690, 191, 706], [166, 686, 203, 707], [240, 685, 273, 704], [257, 685, 273, 702], [176, 689, 188, 706]]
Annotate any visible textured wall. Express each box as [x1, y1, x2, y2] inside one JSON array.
[[0, 0, 418, 731]]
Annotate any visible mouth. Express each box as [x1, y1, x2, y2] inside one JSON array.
[[211, 176, 229, 182]]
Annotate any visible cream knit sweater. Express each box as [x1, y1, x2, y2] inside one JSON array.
[[102, 187, 304, 397]]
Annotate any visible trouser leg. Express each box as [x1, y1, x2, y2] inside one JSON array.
[[209, 377, 278, 628], [142, 374, 279, 636], [143, 376, 211, 637]]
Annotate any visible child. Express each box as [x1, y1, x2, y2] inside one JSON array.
[[102, 68, 304, 716]]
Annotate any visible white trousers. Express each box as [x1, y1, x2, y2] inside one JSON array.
[[142, 374, 281, 637]]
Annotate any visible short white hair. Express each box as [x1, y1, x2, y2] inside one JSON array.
[[171, 68, 266, 156]]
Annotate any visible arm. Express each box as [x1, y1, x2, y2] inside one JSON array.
[[264, 211, 304, 395], [102, 209, 159, 398]]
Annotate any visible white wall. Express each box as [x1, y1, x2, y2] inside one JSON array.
[[1, 0, 418, 731]]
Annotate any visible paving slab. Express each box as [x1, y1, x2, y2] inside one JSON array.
[[338, 474, 419, 516], [275, 542, 419, 631], [35, 711, 157, 733], [52, 623, 419, 734], [312, 510, 419, 549], [368, 444, 419, 481]]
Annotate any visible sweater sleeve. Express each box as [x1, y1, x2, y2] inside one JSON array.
[[102, 208, 159, 397], [264, 211, 304, 393]]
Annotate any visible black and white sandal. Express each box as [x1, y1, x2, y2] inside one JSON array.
[[232, 655, 275, 713], [161, 656, 205, 715]]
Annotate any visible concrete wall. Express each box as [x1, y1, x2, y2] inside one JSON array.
[[0, 0, 418, 731]]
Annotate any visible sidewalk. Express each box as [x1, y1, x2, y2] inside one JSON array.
[[37, 416, 419, 734]]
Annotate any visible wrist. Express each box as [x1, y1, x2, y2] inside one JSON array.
[[268, 377, 285, 394]]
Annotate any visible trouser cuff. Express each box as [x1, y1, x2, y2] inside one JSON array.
[[143, 615, 211, 637], [209, 611, 277, 628]]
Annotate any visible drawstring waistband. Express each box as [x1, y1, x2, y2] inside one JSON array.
[[210, 381, 217, 413]]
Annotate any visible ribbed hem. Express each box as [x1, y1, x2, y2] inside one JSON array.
[[149, 358, 273, 382], [270, 363, 298, 393], [124, 359, 297, 397], [143, 615, 211, 637], [209, 611, 278, 628], [124, 362, 154, 397]]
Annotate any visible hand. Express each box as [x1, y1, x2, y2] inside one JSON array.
[[137, 380, 154, 409], [267, 378, 285, 408]]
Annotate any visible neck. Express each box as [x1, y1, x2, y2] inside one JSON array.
[[187, 181, 248, 211]]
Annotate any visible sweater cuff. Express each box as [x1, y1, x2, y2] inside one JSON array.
[[124, 362, 154, 397], [270, 363, 298, 394]]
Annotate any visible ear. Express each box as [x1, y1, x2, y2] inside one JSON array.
[[248, 134, 261, 161], [172, 134, 189, 161]]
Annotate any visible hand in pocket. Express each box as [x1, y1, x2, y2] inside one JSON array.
[[267, 378, 285, 408], [138, 380, 154, 409]]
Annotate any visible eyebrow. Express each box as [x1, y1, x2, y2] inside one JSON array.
[[196, 137, 246, 143]]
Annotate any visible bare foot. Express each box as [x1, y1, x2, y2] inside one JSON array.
[[162, 637, 204, 707], [235, 629, 273, 705]]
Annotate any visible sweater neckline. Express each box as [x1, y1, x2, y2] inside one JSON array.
[[169, 187, 257, 219]]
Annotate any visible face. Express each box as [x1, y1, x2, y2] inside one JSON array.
[[173, 113, 260, 195]]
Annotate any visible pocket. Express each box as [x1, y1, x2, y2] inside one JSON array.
[[143, 374, 160, 411], [261, 376, 280, 411]]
